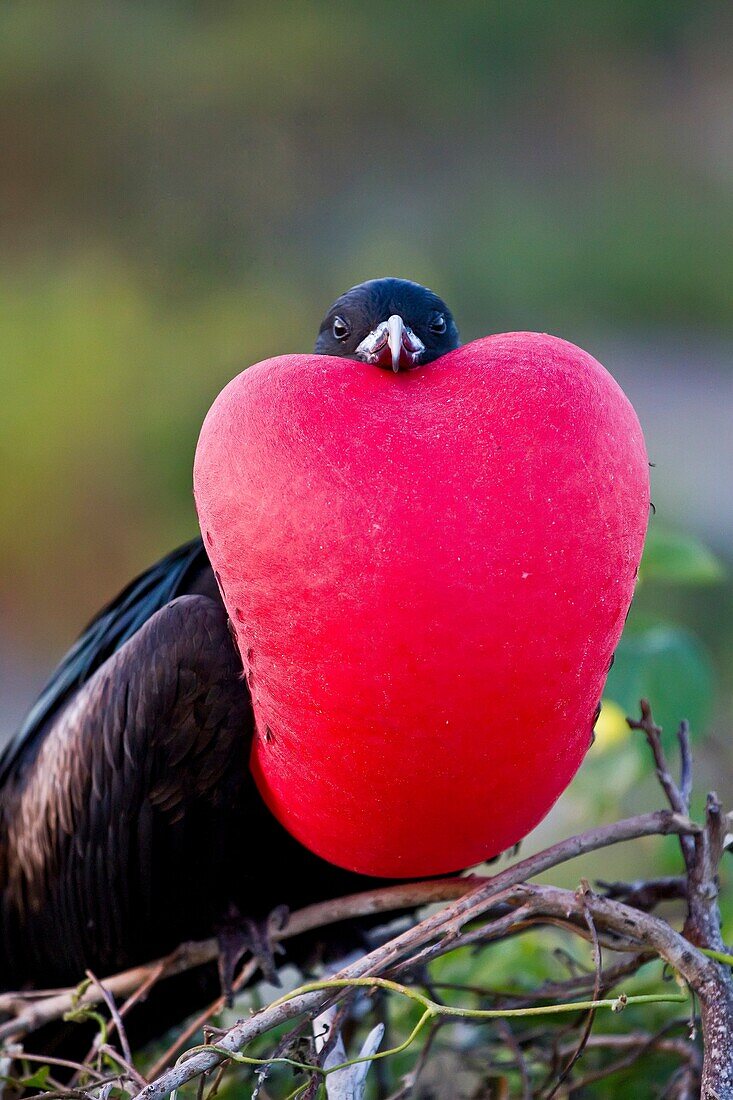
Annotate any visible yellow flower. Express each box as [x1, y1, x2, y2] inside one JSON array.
[[593, 699, 630, 752]]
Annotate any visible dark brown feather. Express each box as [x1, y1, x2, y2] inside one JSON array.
[[0, 591, 384, 1020]]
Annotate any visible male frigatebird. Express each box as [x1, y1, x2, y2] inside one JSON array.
[[0, 280, 460, 1025]]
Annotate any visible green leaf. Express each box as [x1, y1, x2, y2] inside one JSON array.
[[605, 625, 714, 737], [0, 1066, 51, 1090], [641, 527, 724, 585]]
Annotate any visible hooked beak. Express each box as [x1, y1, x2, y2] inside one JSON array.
[[355, 314, 426, 373]]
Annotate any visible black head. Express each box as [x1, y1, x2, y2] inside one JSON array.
[[314, 278, 460, 372]]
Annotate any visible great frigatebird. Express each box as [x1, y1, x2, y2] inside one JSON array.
[[0, 279, 460, 1036]]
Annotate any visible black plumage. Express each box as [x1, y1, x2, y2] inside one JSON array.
[[315, 277, 459, 364], [0, 279, 460, 1033]]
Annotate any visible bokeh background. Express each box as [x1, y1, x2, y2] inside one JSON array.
[[1, 3, 732, 1093]]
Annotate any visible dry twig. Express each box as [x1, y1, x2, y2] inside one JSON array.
[[2, 701, 731, 1099]]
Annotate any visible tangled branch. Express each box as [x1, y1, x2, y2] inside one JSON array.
[[1, 700, 731, 1099]]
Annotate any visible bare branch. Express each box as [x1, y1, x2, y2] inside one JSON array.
[[145, 959, 259, 1081], [560, 1026, 701, 1093], [429, 952, 650, 1007], [494, 1019, 532, 1100], [2, 811, 694, 1047], [545, 881, 603, 1097], [678, 720, 693, 809], [596, 875, 687, 911], [627, 700, 694, 867], [5, 705, 731, 1100], [84, 970, 136, 1077], [130, 865, 712, 1100]]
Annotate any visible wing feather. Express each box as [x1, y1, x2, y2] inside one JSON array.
[[0, 538, 209, 788]]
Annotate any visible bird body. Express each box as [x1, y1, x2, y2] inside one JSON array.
[[0, 281, 647, 1049], [0, 279, 460, 1011], [0, 587, 246, 988]]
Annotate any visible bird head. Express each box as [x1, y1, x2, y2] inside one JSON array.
[[314, 278, 460, 372]]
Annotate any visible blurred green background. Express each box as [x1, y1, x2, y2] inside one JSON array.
[[1, 3, 732, 1094], [1, 0, 732, 828]]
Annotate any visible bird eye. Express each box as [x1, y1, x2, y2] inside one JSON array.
[[332, 316, 350, 341], [429, 313, 447, 335]]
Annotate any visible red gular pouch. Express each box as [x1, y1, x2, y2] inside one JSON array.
[[194, 332, 649, 878]]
